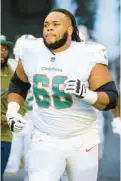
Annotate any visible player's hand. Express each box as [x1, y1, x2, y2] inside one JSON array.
[[64, 79, 86, 98], [6, 112, 26, 133], [112, 117, 121, 135]]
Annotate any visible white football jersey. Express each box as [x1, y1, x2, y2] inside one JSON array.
[[25, 88, 34, 111], [15, 38, 108, 139], [8, 58, 18, 71]]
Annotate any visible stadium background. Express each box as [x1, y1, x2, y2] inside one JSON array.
[[1, 0, 120, 181]]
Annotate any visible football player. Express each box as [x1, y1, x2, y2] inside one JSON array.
[[6, 9, 118, 181]]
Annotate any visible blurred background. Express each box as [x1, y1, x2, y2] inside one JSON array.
[[1, 0, 120, 181]]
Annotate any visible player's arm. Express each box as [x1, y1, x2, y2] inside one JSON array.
[[8, 59, 31, 106], [64, 63, 118, 110], [64, 43, 118, 111], [88, 63, 118, 110], [7, 60, 31, 132]]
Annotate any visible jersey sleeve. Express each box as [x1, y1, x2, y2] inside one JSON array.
[[85, 43, 109, 80], [14, 37, 25, 61], [13, 35, 36, 61], [91, 43, 108, 65]]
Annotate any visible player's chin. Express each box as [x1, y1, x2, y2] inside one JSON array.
[[46, 38, 56, 44]]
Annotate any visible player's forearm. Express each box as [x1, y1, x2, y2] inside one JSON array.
[[89, 81, 118, 110], [82, 89, 117, 110], [7, 70, 31, 112], [8, 93, 25, 106], [7, 93, 25, 120], [64, 79, 118, 111], [93, 92, 110, 110]]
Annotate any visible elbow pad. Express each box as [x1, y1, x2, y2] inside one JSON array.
[[95, 81, 118, 111], [8, 72, 31, 100]]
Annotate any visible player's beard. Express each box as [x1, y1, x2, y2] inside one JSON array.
[[1, 55, 9, 69], [43, 32, 68, 50]]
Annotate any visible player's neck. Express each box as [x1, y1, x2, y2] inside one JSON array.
[[51, 39, 72, 53]]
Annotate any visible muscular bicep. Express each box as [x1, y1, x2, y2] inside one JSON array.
[[16, 59, 29, 83], [88, 64, 113, 91]]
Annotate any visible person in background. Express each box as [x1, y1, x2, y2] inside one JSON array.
[[1, 35, 14, 93], [1, 35, 14, 181], [0, 35, 26, 181]]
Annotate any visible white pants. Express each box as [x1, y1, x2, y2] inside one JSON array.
[[5, 133, 23, 173], [97, 111, 105, 159], [27, 129, 99, 181]]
